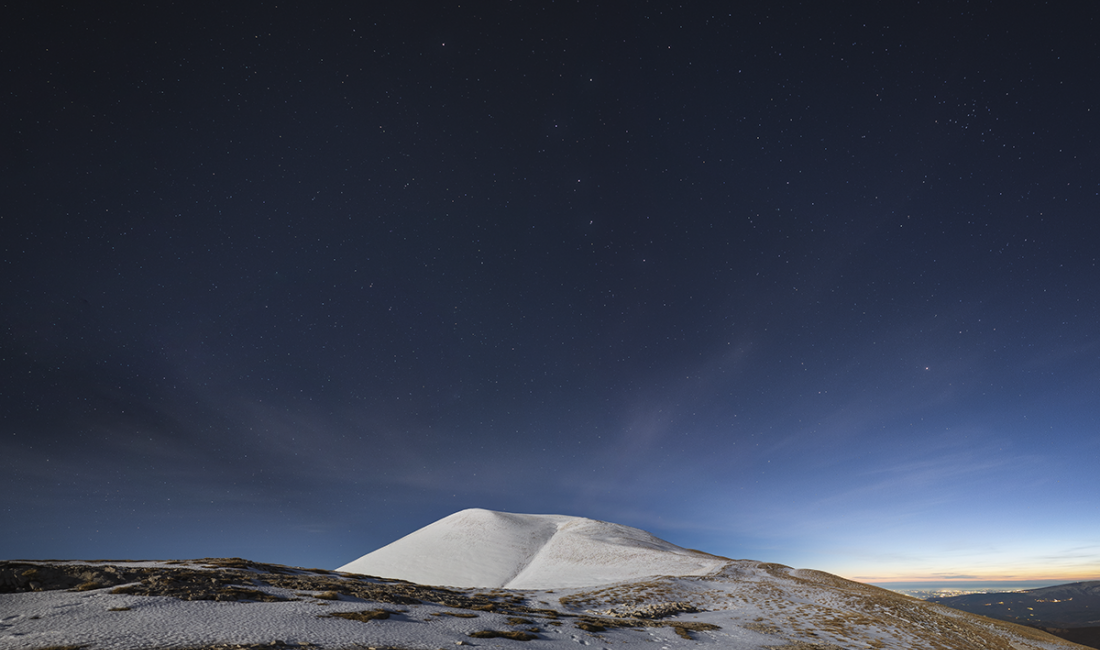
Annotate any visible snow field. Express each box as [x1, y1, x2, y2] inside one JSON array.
[[1, 510, 1083, 650]]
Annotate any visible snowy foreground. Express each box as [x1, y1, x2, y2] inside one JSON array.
[[1, 510, 1087, 650]]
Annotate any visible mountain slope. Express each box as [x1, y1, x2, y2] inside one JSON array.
[[0, 557, 1087, 650], [931, 582, 1100, 649], [931, 581, 1100, 628], [336, 508, 728, 588], [0, 509, 1088, 649]]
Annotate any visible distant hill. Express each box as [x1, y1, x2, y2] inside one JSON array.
[[932, 581, 1100, 649], [930, 581, 1100, 628]]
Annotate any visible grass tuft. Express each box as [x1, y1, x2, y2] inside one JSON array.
[[72, 581, 103, 592], [468, 630, 538, 641], [325, 609, 394, 622]]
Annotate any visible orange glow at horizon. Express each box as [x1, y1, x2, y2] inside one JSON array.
[[849, 569, 1100, 584]]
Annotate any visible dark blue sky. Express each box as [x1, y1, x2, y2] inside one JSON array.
[[3, 2, 1098, 583]]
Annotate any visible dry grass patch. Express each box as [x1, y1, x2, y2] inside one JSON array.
[[762, 643, 845, 650], [197, 558, 255, 570], [672, 626, 693, 640], [432, 611, 478, 618], [216, 586, 283, 602], [468, 630, 538, 641], [71, 581, 103, 592], [559, 579, 696, 612], [573, 614, 719, 636], [324, 608, 398, 622], [171, 643, 321, 650], [474, 590, 525, 604], [745, 621, 780, 634]]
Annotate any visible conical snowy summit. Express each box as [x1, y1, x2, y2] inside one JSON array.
[[336, 508, 729, 589]]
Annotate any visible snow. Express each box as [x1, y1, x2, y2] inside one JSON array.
[[336, 508, 728, 588], [0, 510, 1084, 650], [1, 560, 1079, 650], [0, 585, 749, 650]]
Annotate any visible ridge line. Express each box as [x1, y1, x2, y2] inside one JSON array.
[[499, 518, 565, 589]]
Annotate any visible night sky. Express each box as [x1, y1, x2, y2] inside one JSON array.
[[4, 2, 1099, 585]]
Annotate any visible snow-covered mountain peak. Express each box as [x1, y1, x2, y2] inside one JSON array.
[[336, 508, 727, 589]]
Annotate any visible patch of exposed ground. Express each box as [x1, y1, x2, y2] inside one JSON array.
[[171, 644, 321, 650], [468, 629, 539, 641], [762, 643, 846, 650], [570, 613, 720, 638], [1, 560, 548, 612], [324, 608, 402, 622]]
